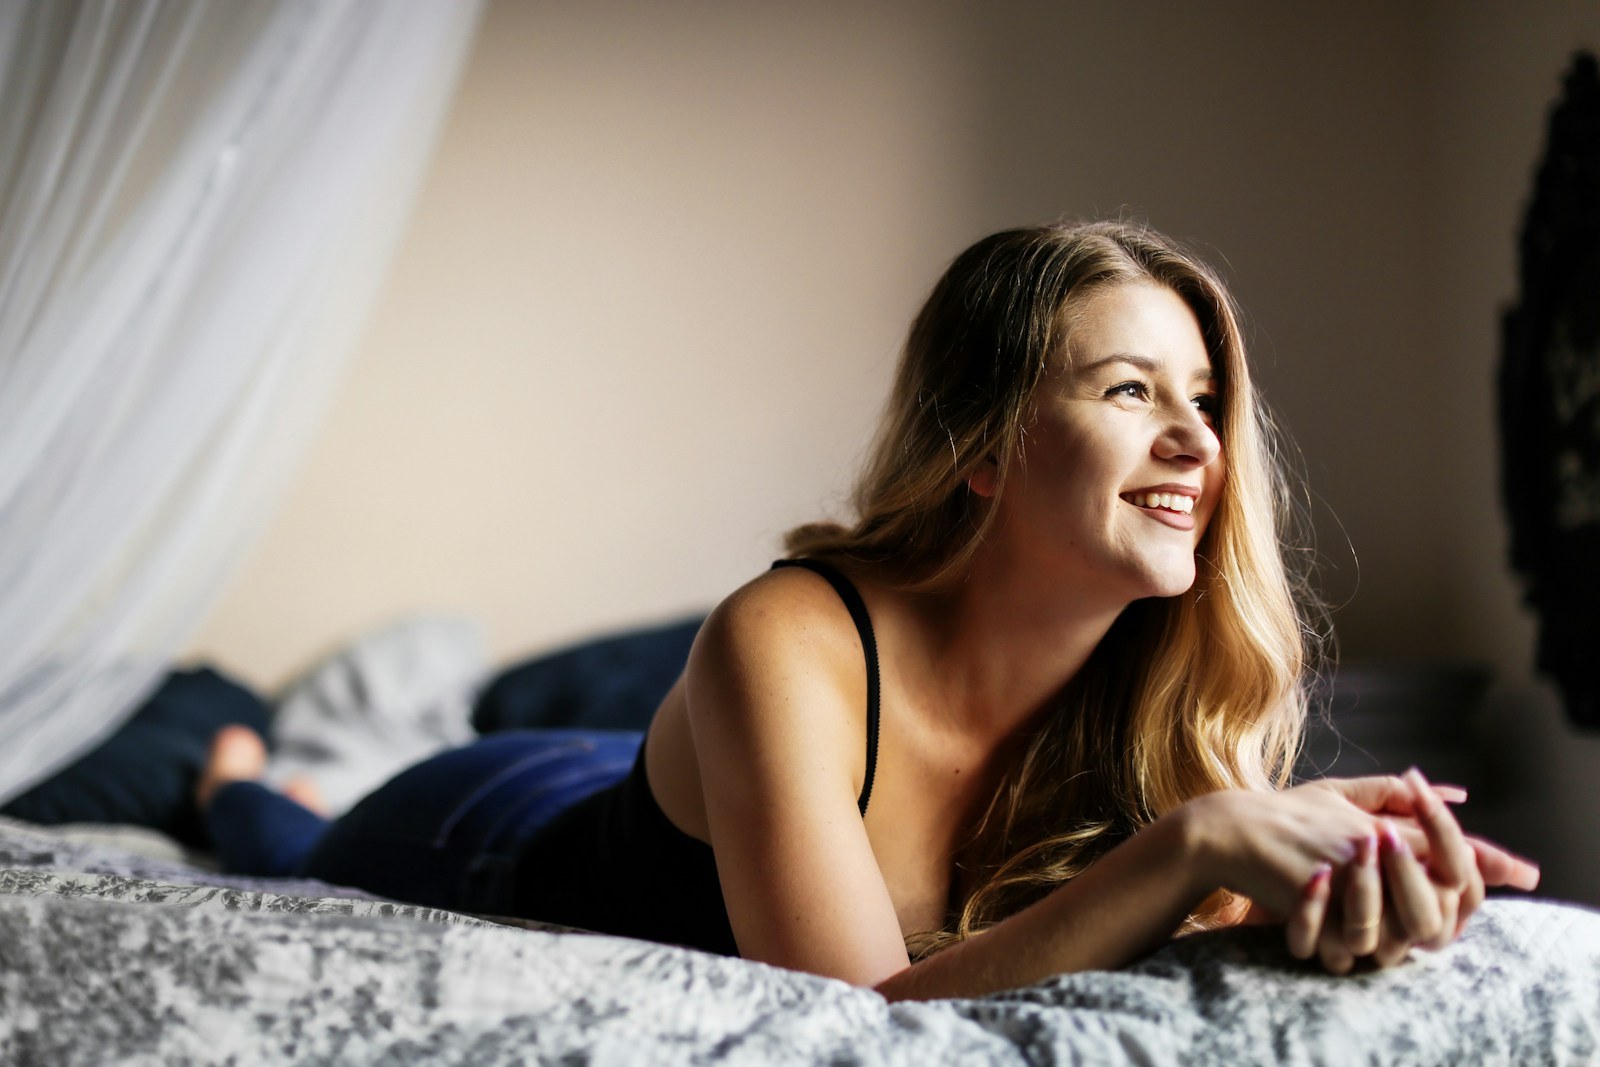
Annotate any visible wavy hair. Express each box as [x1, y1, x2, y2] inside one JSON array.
[[785, 220, 1322, 952]]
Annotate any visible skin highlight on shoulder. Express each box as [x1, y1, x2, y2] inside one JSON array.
[[693, 567, 870, 700]]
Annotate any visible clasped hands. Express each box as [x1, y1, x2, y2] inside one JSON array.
[[1197, 768, 1540, 974]]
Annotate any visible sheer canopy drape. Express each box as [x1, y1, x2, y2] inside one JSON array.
[[0, 0, 482, 803]]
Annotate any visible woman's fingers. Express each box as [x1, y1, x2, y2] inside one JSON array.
[[1329, 770, 1537, 888], [1403, 767, 1496, 945], [1379, 819, 1445, 944], [1456, 862, 1487, 938], [1342, 832, 1383, 956], [1318, 775, 1416, 816], [1272, 774, 1528, 972], [1422, 882, 1462, 952], [1403, 768, 1474, 891], [1372, 909, 1412, 969], [1295, 770, 1508, 970], [1467, 835, 1541, 891], [1317, 915, 1356, 975], [1315, 774, 1466, 820], [1286, 863, 1332, 959]]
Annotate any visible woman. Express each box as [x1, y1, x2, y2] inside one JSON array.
[[200, 220, 1538, 1000]]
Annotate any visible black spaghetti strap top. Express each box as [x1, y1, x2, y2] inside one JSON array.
[[510, 558, 882, 956], [770, 557, 880, 815]]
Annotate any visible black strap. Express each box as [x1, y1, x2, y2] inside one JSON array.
[[770, 558, 880, 816]]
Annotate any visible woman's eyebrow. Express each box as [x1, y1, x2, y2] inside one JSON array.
[[1079, 353, 1214, 385]]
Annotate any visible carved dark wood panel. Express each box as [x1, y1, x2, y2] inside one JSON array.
[[1500, 52, 1600, 727]]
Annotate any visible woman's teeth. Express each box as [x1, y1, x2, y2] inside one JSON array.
[[1133, 492, 1195, 515]]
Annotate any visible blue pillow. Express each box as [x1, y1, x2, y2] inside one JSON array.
[[473, 616, 704, 734], [1, 666, 269, 847]]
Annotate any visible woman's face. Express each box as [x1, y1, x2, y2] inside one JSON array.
[[990, 281, 1225, 603]]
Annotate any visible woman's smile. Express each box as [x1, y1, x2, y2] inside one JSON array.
[[992, 281, 1224, 600], [1120, 484, 1202, 530]]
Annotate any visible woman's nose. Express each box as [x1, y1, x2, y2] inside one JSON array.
[[1155, 403, 1221, 467]]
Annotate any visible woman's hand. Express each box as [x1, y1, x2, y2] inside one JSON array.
[[1185, 770, 1539, 974], [1284, 769, 1538, 974], [1185, 778, 1383, 921]]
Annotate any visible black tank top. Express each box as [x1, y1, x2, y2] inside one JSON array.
[[510, 558, 881, 956]]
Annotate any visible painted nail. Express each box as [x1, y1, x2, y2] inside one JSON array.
[[1360, 832, 1379, 867], [1305, 863, 1332, 896], [1404, 767, 1438, 815], [1380, 819, 1408, 856]]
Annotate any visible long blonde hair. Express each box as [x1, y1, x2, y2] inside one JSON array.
[[786, 220, 1322, 952]]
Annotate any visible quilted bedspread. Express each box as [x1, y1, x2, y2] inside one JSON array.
[[1, 816, 1596, 1065]]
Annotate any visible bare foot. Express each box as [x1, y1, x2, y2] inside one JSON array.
[[282, 777, 328, 817], [195, 725, 268, 810]]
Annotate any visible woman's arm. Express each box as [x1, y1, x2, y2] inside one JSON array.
[[686, 572, 913, 986], [685, 573, 1342, 996], [691, 580, 1219, 997], [684, 573, 1537, 1000], [876, 774, 1525, 1000], [874, 803, 1214, 1000]]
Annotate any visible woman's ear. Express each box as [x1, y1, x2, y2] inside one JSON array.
[[967, 456, 999, 498]]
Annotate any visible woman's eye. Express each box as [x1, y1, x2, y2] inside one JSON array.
[[1106, 381, 1149, 402], [1192, 393, 1219, 419]]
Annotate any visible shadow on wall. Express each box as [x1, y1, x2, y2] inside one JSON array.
[[1299, 663, 1491, 791]]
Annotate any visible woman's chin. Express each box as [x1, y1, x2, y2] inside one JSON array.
[[1135, 563, 1198, 601]]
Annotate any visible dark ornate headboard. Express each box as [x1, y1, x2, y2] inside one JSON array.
[[1499, 52, 1600, 727]]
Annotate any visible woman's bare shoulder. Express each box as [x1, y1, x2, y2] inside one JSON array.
[[700, 564, 866, 660], [686, 564, 869, 738]]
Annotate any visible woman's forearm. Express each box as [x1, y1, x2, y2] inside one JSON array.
[[874, 805, 1214, 1002]]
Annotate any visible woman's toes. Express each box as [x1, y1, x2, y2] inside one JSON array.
[[195, 725, 268, 808]]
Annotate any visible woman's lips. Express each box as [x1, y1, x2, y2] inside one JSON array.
[[1133, 504, 1196, 531], [1122, 493, 1198, 531]]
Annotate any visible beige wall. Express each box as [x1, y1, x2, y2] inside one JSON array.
[[187, 2, 1600, 897], [1417, 0, 1600, 904], [190, 1, 981, 684]]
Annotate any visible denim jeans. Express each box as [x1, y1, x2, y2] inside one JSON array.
[[206, 730, 643, 914]]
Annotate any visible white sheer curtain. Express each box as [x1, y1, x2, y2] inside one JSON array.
[[0, 0, 483, 803]]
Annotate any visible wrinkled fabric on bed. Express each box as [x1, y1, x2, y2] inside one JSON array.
[[267, 616, 488, 817], [1, 817, 1596, 1066]]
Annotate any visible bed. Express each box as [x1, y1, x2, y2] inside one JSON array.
[[2, 814, 1597, 1065], [4, 623, 1599, 1064]]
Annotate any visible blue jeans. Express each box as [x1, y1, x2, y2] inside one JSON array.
[[206, 730, 643, 914]]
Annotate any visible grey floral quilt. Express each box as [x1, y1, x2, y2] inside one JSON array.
[[1, 816, 1596, 1065]]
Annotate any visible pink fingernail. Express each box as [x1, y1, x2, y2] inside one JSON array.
[[1380, 820, 1408, 856], [1304, 863, 1331, 897], [1360, 833, 1378, 867], [1403, 767, 1436, 810]]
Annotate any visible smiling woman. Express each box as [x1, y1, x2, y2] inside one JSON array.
[[194, 220, 1538, 999], [983, 281, 1225, 601]]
